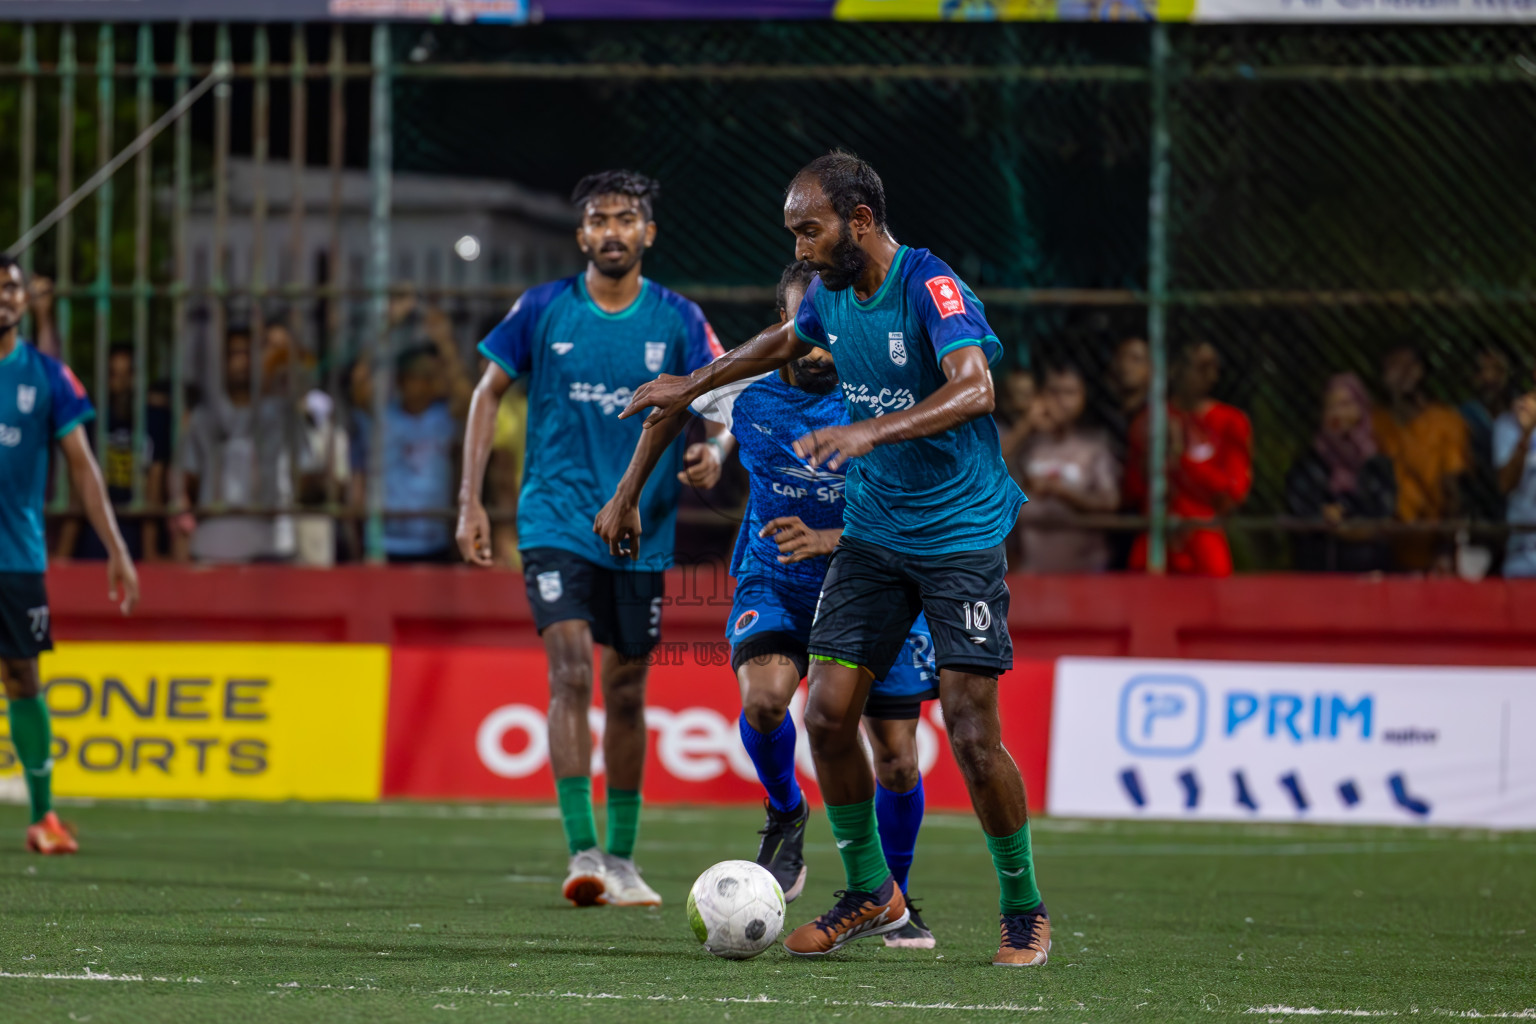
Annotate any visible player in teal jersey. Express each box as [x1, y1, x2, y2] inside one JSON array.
[[620, 153, 1049, 967], [0, 254, 140, 855], [457, 172, 723, 909]]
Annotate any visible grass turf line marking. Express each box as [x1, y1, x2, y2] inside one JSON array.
[[0, 971, 203, 983], [1246, 1010, 1536, 1019]]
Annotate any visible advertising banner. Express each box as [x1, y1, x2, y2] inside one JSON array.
[[0, 643, 390, 801], [0, 0, 531, 20], [384, 645, 1055, 812], [1048, 657, 1536, 828]]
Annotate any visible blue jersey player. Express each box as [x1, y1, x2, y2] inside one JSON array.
[[457, 172, 722, 909], [0, 254, 139, 855], [600, 262, 940, 949], [622, 153, 1049, 967]]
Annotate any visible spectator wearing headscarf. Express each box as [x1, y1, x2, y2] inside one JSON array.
[[1285, 373, 1397, 573]]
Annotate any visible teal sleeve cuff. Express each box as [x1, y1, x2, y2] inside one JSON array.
[[936, 335, 1003, 367], [794, 322, 830, 351], [477, 341, 521, 381], [54, 408, 95, 440]]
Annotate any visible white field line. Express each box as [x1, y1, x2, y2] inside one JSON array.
[[0, 971, 202, 983]]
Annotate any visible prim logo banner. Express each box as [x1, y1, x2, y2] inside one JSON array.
[[1048, 657, 1536, 829]]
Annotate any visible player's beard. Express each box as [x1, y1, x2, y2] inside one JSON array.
[[811, 223, 869, 292], [792, 357, 839, 396], [591, 241, 641, 280]]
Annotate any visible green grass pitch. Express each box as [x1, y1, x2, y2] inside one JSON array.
[[0, 801, 1531, 1023]]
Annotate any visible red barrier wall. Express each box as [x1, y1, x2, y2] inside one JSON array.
[[383, 646, 1056, 812], [48, 563, 1536, 667]]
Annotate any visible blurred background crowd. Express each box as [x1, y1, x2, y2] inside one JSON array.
[[22, 268, 1536, 580]]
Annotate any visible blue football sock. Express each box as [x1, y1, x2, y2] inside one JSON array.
[[738, 714, 803, 814], [875, 778, 925, 895]]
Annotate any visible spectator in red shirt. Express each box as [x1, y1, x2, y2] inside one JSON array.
[[1124, 341, 1253, 576]]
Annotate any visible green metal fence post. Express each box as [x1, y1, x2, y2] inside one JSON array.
[[18, 26, 37, 282], [132, 23, 153, 511], [171, 22, 191, 524], [94, 24, 115, 470], [365, 24, 394, 565], [1146, 23, 1172, 575]]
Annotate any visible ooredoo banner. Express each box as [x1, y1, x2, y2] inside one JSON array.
[[1048, 657, 1536, 828], [0, 643, 390, 802], [384, 645, 1055, 812]]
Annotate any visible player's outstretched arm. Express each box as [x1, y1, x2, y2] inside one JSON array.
[[794, 345, 996, 470], [620, 320, 809, 429], [593, 412, 692, 560], [59, 426, 139, 615], [456, 362, 514, 567]]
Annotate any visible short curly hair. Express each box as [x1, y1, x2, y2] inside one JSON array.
[[775, 261, 818, 317], [571, 169, 661, 221], [792, 150, 887, 229]]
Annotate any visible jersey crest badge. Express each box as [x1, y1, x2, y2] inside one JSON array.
[[645, 341, 667, 373], [552, 342, 574, 355], [925, 276, 966, 319], [537, 571, 563, 603], [888, 332, 908, 367], [16, 385, 36, 414]]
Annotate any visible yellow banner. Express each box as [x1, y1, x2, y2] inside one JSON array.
[[0, 643, 389, 801]]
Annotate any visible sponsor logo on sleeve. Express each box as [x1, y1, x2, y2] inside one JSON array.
[[704, 323, 725, 360], [925, 276, 966, 319]]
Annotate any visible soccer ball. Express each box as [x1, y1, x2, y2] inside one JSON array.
[[686, 860, 786, 960]]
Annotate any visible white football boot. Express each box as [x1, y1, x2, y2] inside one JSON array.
[[599, 852, 662, 907], [562, 847, 608, 907]]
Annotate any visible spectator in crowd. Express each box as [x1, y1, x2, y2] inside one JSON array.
[[177, 327, 289, 564], [1102, 334, 1150, 462], [1015, 363, 1121, 573], [1124, 341, 1252, 576], [995, 364, 1042, 469], [1493, 375, 1536, 578], [1284, 373, 1397, 573], [25, 273, 59, 358], [1103, 335, 1150, 570], [56, 343, 171, 562], [376, 343, 469, 563], [1372, 344, 1467, 573], [1459, 343, 1514, 528]]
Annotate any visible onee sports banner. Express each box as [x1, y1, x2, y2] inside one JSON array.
[[384, 645, 1055, 813], [0, 643, 390, 802], [1048, 657, 1536, 829]]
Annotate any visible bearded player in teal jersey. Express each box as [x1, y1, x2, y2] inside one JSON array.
[[620, 153, 1049, 967], [0, 254, 140, 855], [598, 261, 941, 950], [457, 172, 723, 909]]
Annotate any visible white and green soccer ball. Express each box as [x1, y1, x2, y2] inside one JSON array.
[[686, 860, 786, 960]]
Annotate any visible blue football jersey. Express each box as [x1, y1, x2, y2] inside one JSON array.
[[0, 341, 95, 572], [691, 371, 847, 587], [794, 246, 1025, 556], [478, 275, 722, 571]]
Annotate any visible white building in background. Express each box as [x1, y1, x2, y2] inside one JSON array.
[[172, 159, 580, 386]]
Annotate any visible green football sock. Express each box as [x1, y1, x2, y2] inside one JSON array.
[[986, 821, 1043, 916], [554, 776, 599, 856], [606, 788, 642, 860], [825, 798, 890, 894], [7, 696, 53, 825]]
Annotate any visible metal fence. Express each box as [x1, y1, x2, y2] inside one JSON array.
[[2, 20, 1533, 571]]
